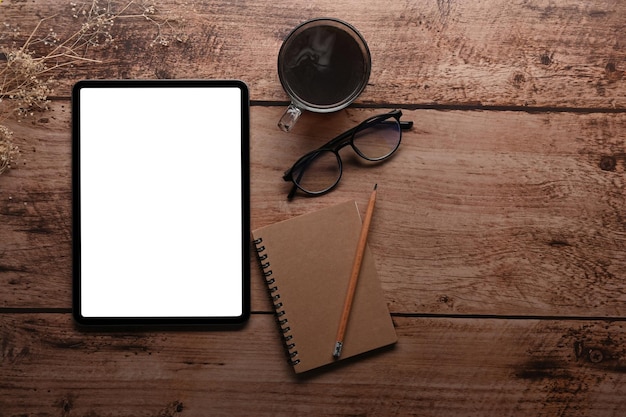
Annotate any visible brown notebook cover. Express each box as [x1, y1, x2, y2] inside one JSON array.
[[252, 200, 397, 373]]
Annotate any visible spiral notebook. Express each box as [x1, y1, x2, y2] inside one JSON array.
[[252, 200, 397, 373]]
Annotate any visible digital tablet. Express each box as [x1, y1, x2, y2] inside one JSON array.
[[72, 80, 250, 326]]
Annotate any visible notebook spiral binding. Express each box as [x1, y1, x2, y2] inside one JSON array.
[[253, 237, 300, 366]]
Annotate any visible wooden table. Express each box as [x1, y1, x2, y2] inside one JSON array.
[[2, 1, 625, 415]]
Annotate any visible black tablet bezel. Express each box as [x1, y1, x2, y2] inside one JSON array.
[[72, 79, 250, 327]]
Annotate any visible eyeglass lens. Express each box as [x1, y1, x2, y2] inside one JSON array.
[[292, 117, 401, 194], [291, 150, 341, 194], [352, 119, 401, 160]]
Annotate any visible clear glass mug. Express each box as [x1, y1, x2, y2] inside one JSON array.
[[277, 18, 372, 132]]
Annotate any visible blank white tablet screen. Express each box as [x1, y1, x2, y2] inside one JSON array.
[[78, 85, 244, 318]]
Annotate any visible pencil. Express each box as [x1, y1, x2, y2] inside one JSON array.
[[333, 184, 378, 359]]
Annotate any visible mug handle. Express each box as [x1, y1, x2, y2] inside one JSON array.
[[278, 103, 302, 132]]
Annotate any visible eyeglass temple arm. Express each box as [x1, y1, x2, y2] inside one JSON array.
[[284, 152, 317, 199], [286, 163, 310, 199], [365, 119, 412, 130], [307, 113, 413, 152], [287, 183, 298, 200]]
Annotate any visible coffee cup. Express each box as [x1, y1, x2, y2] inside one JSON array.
[[277, 18, 371, 132]]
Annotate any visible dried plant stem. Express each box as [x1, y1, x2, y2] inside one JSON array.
[[0, 125, 17, 175], [0, 0, 189, 176], [19, 15, 58, 54]]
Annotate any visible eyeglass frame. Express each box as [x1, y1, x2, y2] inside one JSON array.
[[283, 110, 414, 199]]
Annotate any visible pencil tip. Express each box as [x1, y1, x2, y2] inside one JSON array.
[[374, 183, 378, 190], [333, 341, 343, 359]]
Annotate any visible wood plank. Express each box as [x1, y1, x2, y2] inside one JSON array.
[[1, 0, 625, 108], [2, 3, 625, 415], [1, 103, 625, 317], [0, 102, 72, 308], [251, 106, 626, 318], [1, 313, 625, 416]]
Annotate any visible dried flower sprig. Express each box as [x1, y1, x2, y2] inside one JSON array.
[[0, 0, 188, 176], [0, 1, 128, 174], [0, 125, 17, 175], [1, 49, 53, 118]]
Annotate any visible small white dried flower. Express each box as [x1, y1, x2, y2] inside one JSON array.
[[0, 125, 18, 175]]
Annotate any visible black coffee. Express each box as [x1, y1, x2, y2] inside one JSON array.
[[279, 25, 368, 108]]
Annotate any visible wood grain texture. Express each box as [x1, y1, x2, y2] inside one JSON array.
[[2, 1, 626, 414], [1, 103, 624, 318], [1, 313, 625, 417], [249, 106, 626, 318], [1, 0, 625, 108], [0, 102, 72, 308]]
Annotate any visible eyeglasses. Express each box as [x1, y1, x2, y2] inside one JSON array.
[[283, 110, 413, 199]]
